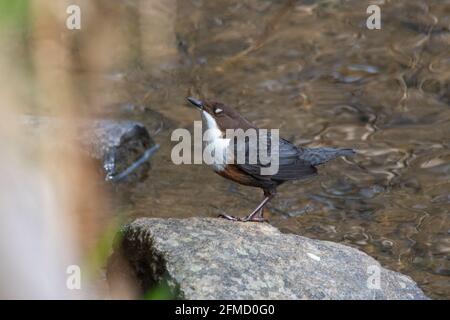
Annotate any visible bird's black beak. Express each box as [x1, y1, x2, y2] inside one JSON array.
[[187, 97, 203, 110]]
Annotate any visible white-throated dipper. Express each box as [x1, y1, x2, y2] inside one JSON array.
[[187, 97, 355, 222]]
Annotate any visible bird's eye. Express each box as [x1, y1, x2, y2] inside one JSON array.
[[214, 108, 223, 114]]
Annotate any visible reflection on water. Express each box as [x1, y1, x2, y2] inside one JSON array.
[[14, 0, 449, 298], [99, 0, 450, 298]]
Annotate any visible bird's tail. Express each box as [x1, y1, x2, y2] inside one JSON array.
[[299, 147, 355, 166]]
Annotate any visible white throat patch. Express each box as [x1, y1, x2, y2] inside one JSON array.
[[201, 111, 230, 172]]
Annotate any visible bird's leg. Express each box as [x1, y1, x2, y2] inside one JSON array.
[[218, 189, 276, 222], [241, 198, 270, 222], [241, 189, 275, 222]]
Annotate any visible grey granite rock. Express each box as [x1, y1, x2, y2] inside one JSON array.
[[107, 218, 429, 300]]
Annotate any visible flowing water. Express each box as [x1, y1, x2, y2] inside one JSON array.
[[65, 0, 449, 298]]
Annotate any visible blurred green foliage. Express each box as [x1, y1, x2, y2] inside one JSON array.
[[0, 0, 30, 30], [143, 279, 176, 300], [87, 216, 126, 274]]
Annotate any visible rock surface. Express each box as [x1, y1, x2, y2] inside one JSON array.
[[107, 218, 428, 300]]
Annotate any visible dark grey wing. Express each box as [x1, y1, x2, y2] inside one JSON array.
[[233, 133, 316, 182], [298, 147, 355, 166], [271, 138, 317, 181]]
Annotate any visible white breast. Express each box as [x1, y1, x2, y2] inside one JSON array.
[[201, 111, 230, 172]]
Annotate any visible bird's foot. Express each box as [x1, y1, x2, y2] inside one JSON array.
[[218, 213, 268, 223], [241, 215, 268, 223], [218, 213, 240, 221]]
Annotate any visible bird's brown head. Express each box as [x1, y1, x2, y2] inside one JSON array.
[[187, 97, 254, 131]]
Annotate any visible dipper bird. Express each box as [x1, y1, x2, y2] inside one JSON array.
[[187, 97, 354, 222]]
